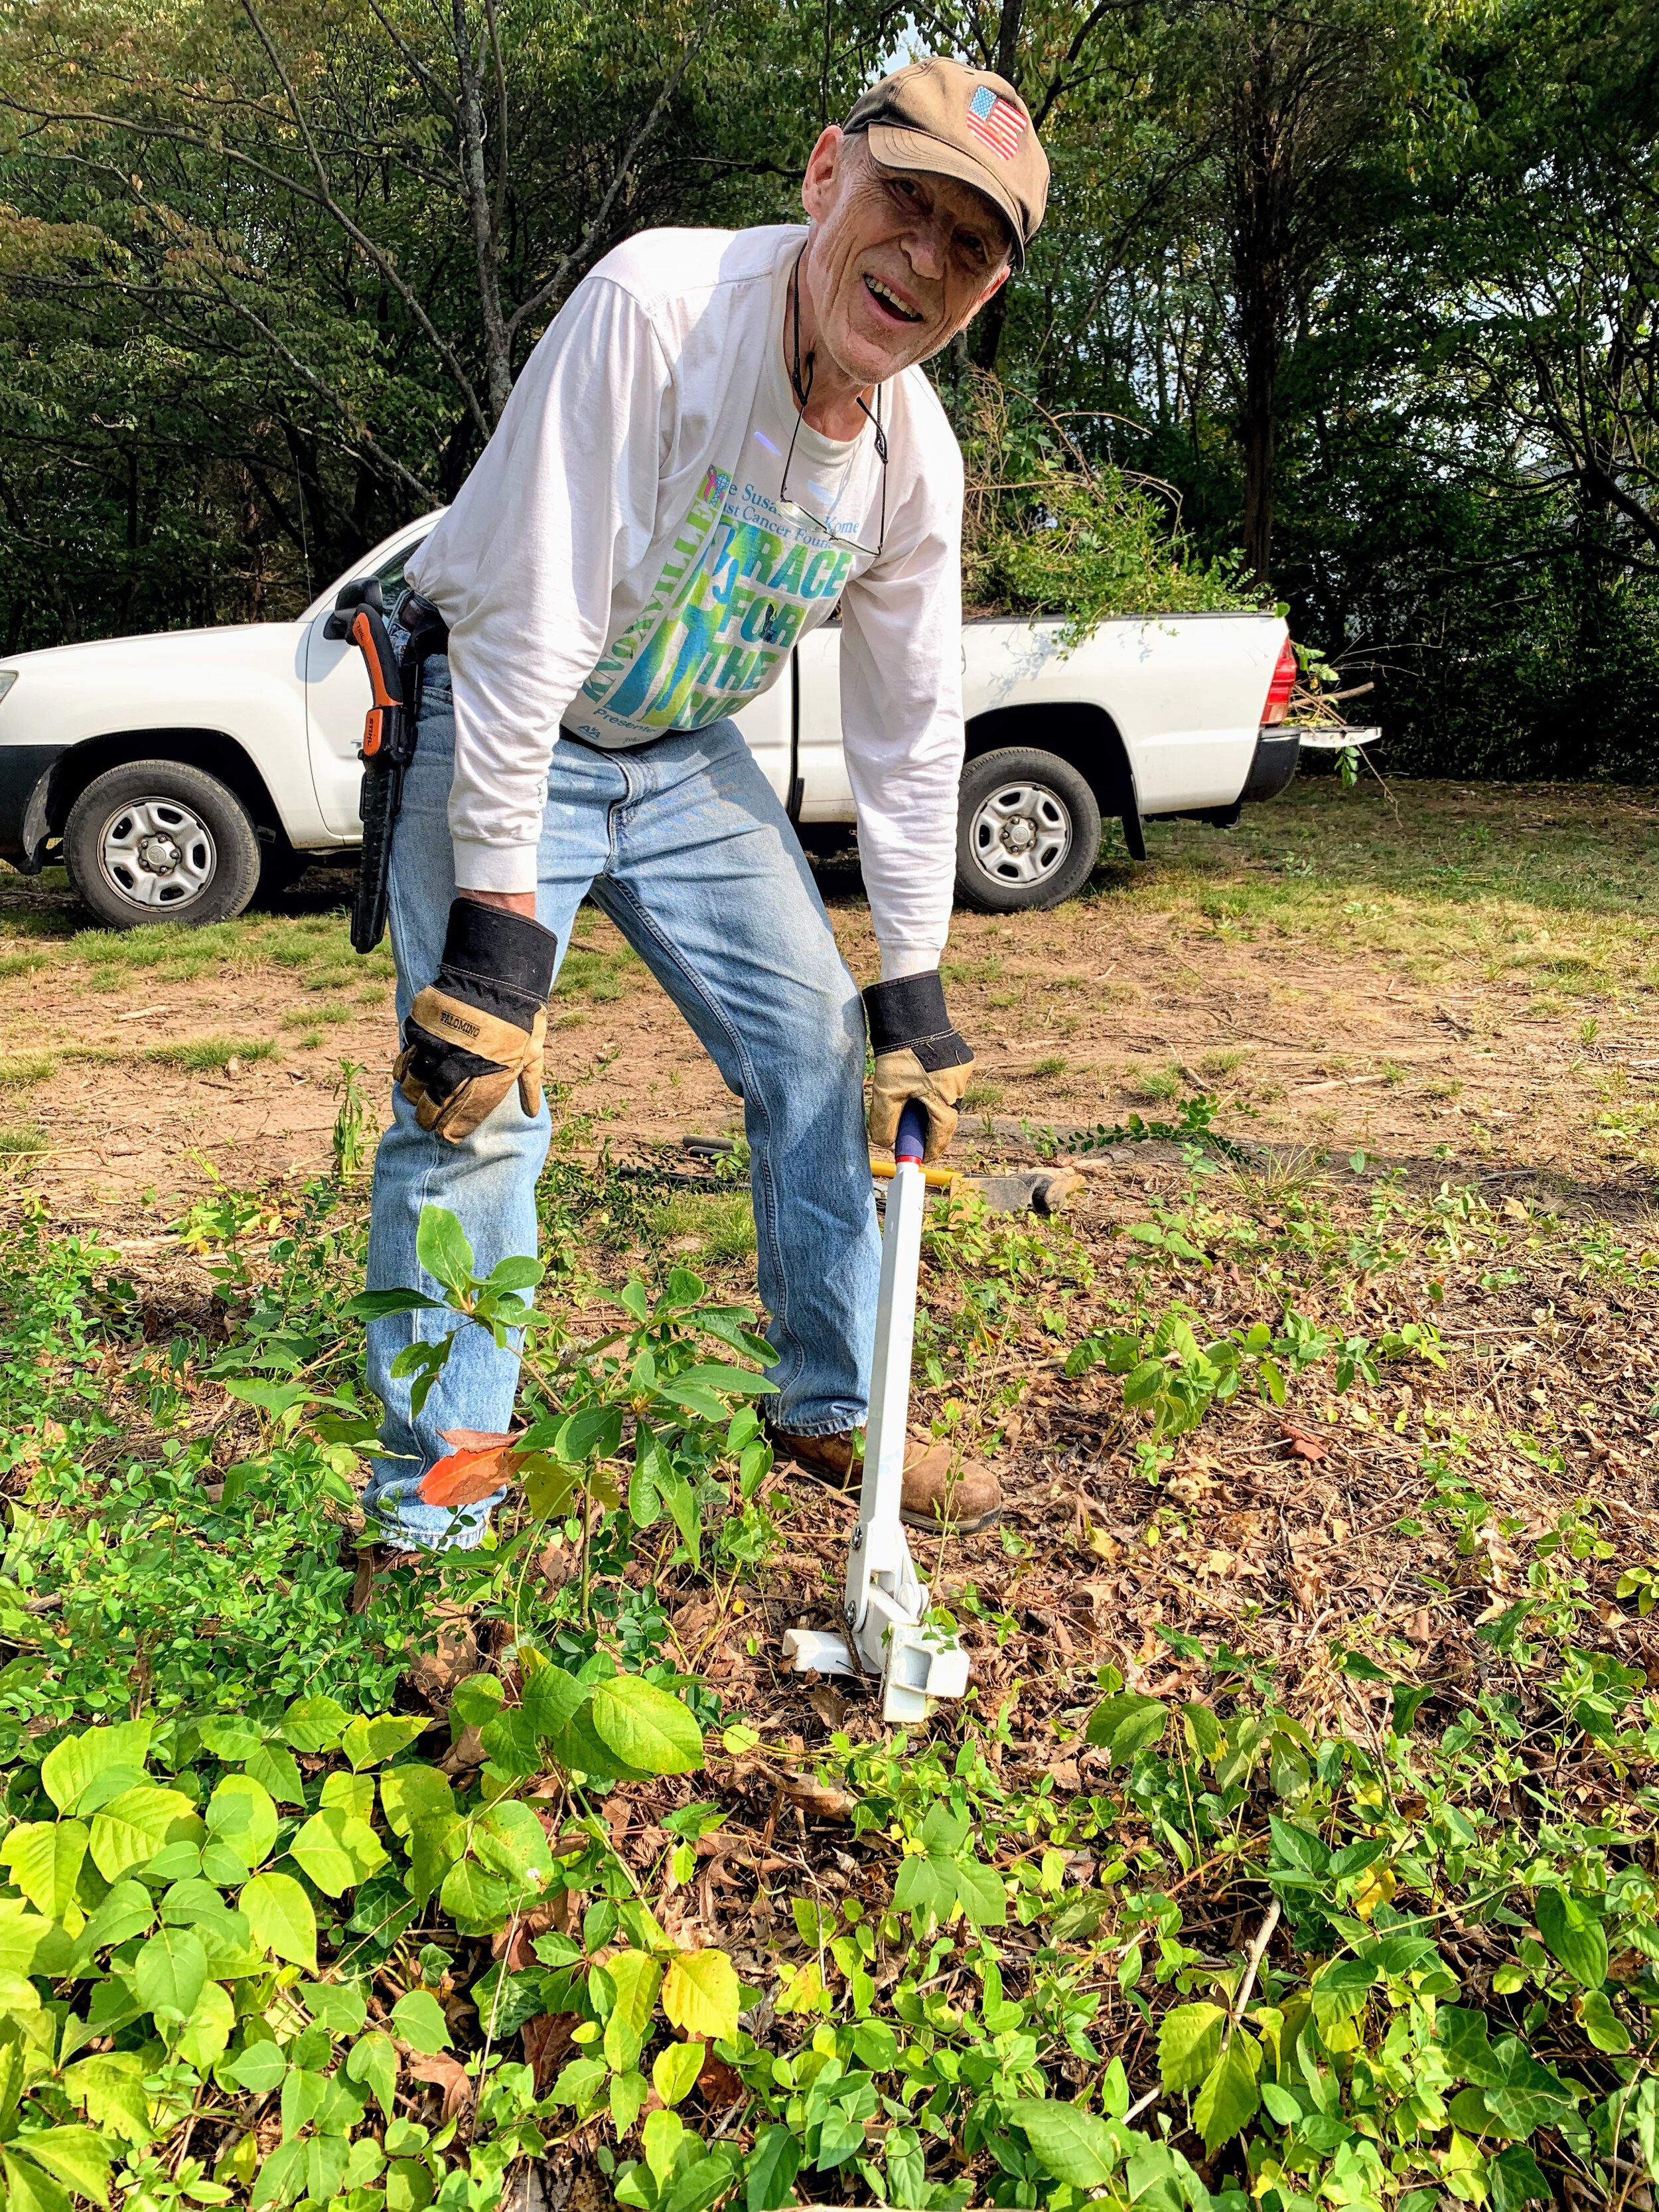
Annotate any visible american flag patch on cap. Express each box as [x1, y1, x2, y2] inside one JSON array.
[[966, 82, 1027, 160]]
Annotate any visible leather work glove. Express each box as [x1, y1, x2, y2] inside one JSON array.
[[395, 899, 559, 1143], [863, 971, 974, 1163]]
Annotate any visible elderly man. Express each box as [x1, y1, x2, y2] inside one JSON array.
[[359, 58, 1050, 1592]]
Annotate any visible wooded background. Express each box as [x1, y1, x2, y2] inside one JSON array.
[[2, 0, 1656, 780]]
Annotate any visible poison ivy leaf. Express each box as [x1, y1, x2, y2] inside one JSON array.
[[14, 2128, 113, 2208], [281, 1696, 348, 1755], [1262, 2081, 1302, 2124], [206, 1775, 279, 1871], [346, 2033, 398, 2120], [1, 2146, 70, 2212], [133, 1926, 208, 2022], [448, 1674, 504, 1729], [378, 1766, 454, 1840], [59, 2054, 150, 2146], [1, 1820, 87, 1920], [416, 1205, 475, 1295], [176, 1980, 236, 2070], [893, 1854, 957, 1919], [88, 1787, 198, 1881], [745, 2126, 800, 2212], [1311, 1958, 1378, 2032], [1439, 2006, 1506, 2089], [472, 1800, 554, 1889], [1010, 2099, 1119, 2187], [240, 1873, 317, 1972], [244, 1741, 306, 1807], [76, 1881, 154, 1960], [662, 1948, 741, 2041], [1084, 1692, 1168, 1764], [1193, 2034, 1262, 2153], [340, 1714, 429, 1772], [197, 1716, 261, 1761], [1159, 2002, 1226, 2093], [301, 1982, 369, 2038], [1535, 1888, 1608, 1990], [589, 1675, 703, 1776], [288, 1808, 390, 1897], [347, 1288, 445, 1319], [222, 2037, 289, 2095], [954, 1856, 1008, 1928], [390, 1989, 451, 2055], [40, 1722, 152, 1814], [602, 1951, 664, 2073], [652, 2041, 704, 2109], [1575, 1988, 1630, 2053]]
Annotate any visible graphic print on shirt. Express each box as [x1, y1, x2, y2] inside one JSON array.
[[574, 462, 857, 738]]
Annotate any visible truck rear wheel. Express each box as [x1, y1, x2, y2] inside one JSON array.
[[954, 747, 1102, 913], [63, 759, 263, 928]]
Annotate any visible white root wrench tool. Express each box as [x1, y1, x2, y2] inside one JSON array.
[[782, 1101, 972, 1724]]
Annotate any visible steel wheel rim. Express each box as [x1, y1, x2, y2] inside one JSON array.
[[968, 781, 1073, 888], [96, 797, 218, 911]]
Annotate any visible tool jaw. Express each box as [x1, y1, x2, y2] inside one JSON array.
[[780, 1130, 971, 1725]]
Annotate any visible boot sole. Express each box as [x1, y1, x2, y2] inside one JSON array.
[[900, 1504, 1003, 1536]]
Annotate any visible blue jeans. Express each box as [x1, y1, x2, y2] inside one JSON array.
[[362, 650, 881, 1549]]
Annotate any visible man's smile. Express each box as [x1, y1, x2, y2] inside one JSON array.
[[862, 272, 925, 325]]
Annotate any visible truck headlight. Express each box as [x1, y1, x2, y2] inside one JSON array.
[[0, 672, 16, 706]]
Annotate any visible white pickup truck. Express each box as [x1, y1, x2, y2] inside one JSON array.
[[0, 514, 1304, 930]]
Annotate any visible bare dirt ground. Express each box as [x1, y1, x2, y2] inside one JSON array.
[[4, 776, 1658, 1226]]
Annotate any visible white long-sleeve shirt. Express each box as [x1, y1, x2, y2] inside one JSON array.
[[404, 224, 965, 978]]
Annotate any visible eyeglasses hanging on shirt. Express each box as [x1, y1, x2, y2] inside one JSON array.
[[780, 247, 889, 562]]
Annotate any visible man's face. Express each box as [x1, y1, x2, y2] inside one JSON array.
[[799, 129, 1012, 388]]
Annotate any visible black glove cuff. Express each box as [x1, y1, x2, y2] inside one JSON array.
[[862, 974, 973, 1072], [437, 898, 558, 1026], [863, 972, 950, 1053]]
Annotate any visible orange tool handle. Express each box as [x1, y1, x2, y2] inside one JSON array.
[[352, 608, 399, 705]]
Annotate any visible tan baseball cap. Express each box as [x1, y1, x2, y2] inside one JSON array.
[[843, 56, 1049, 271]]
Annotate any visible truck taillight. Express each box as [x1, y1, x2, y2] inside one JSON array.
[[1262, 639, 1297, 725]]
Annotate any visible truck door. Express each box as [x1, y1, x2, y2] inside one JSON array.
[[793, 625, 853, 820]]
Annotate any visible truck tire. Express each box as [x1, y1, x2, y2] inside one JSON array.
[[63, 760, 263, 928], [955, 747, 1102, 913]]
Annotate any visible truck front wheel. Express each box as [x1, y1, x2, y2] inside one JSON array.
[[63, 759, 263, 928], [954, 747, 1102, 913]]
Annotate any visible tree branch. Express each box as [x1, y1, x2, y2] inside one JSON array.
[[504, 0, 718, 340]]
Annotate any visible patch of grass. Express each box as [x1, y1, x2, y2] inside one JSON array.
[[559, 946, 644, 1003], [303, 966, 357, 992], [313, 1002, 352, 1026], [646, 1191, 757, 1263], [145, 1036, 277, 1070], [1029, 1054, 1069, 1079], [355, 985, 388, 1005], [60, 1045, 122, 1065], [1198, 1047, 1250, 1077], [963, 1079, 1005, 1109], [296, 1029, 324, 1050], [0, 1120, 44, 1155], [1125, 1061, 1181, 1102], [0, 1052, 56, 1088], [941, 955, 1005, 986], [0, 951, 48, 979]]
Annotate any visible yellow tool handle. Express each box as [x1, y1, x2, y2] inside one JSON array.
[[869, 1154, 956, 1191]]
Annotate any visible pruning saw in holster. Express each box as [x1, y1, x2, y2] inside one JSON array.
[[325, 577, 441, 956]]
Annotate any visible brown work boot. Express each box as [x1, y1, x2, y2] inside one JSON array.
[[768, 1426, 1002, 1534], [350, 1544, 480, 1706]]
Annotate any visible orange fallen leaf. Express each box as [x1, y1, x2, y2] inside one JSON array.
[[1279, 1420, 1327, 1463], [419, 1428, 524, 1508], [407, 2051, 473, 2120]]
